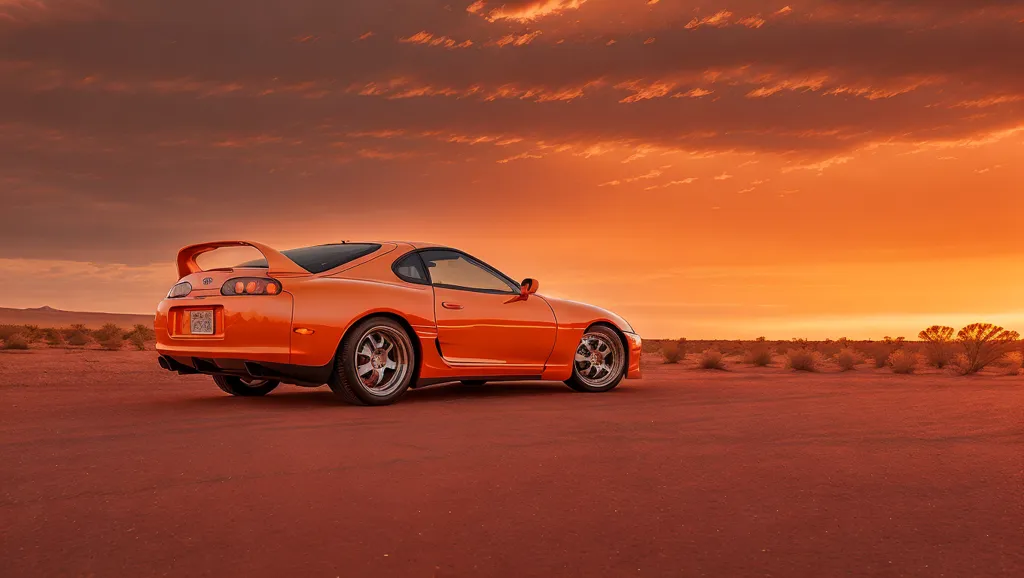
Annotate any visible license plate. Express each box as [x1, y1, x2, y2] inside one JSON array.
[[190, 310, 214, 335]]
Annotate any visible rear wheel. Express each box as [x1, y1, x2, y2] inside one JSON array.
[[213, 375, 279, 396], [328, 317, 416, 405], [565, 325, 626, 393]]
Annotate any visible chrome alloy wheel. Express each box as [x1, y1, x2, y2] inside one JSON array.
[[354, 326, 411, 397], [239, 378, 273, 388], [573, 330, 625, 388]]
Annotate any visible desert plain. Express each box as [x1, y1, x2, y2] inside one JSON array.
[[1, 345, 1021, 577]]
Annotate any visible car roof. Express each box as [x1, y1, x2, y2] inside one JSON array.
[[331, 241, 444, 250]]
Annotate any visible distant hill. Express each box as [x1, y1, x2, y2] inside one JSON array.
[[0, 306, 154, 329]]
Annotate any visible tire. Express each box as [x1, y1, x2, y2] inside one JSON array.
[[213, 375, 279, 396], [328, 317, 416, 406], [460, 380, 487, 386], [565, 325, 627, 393]]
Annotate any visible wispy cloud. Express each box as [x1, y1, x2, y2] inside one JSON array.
[[399, 31, 473, 49], [473, 0, 587, 23]]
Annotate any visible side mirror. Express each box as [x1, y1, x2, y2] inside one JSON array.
[[520, 278, 540, 296]]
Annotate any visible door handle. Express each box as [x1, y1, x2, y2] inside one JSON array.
[[441, 302, 464, 310]]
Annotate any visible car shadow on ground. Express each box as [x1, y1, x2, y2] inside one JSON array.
[[402, 381, 573, 404], [172, 380, 579, 408]]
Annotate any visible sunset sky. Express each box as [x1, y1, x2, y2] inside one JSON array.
[[2, 0, 1023, 338]]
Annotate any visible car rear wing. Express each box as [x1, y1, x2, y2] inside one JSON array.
[[176, 240, 308, 279]]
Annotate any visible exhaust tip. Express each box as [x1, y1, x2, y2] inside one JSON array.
[[158, 356, 171, 371]]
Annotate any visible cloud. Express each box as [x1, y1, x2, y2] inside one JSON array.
[[644, 177, 697, 190], [492, 31, 542, 47], [685, 11, 733, 30], [399, 31, 473, 49], [496, 151, 543, 163], [782, 155, 854, 173], [598, 168, 663, 186], [473, 0, 587, 23]]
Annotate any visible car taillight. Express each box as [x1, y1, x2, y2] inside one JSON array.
[[167, 282, 192, 299], [221, 277, 282, 296]]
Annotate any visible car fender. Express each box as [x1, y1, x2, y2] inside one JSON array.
[[538, 295, 640, 380]]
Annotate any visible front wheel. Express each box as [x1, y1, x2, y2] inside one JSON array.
[[213, 375, 279, 396], [565, 326, 626, 393], [328, 317, 416, 405]]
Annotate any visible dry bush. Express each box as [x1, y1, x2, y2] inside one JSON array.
[[2, 333, 29, 350], [42, 328, 64, 346], [865, 337, 904, 368], [99, 336, 123, 351], [125, 324, 156, 351], [698, 348, 726, 370], [93, 323, 123, 343], [816, 339, 841, 358], [128, 332, 147, 351], [62, 324, 91, 341], [661, 342, 682, 364], [919, 325, 954, 368], [888, 349, 917, 374], [0, 325, 26, 340], [785, 349, 819, 372], [744, 346, 773, 367], [65, 331, 91, 347], [836, 348, 859, 371], [1001, 352, 1023, 376], [955, 323, 1020, 375]]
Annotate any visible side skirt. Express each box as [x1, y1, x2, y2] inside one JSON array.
[[414, 374, 542, 388]]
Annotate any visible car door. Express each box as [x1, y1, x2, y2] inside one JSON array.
[[419, 249, 557, 371]]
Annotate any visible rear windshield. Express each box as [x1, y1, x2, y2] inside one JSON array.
[[238, 243, 381, 274]]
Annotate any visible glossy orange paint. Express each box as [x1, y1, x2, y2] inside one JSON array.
[[155, 241, 642, 386]]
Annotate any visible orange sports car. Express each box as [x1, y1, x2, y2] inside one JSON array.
[[155, 241, 642, 405]]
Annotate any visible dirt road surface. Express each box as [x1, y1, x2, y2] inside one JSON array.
[[2, 349, 1022, 577]]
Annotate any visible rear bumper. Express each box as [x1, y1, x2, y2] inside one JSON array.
[[155, 293, 294, 364], [157, 354, 332, 386], [624, 331, 642, 379]]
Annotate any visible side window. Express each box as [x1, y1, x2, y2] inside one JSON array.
[[418, 250, 519, 294], [393, 252, 429, 285]]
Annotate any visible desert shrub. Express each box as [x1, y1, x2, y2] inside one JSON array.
[[1001, 352, 1023, 376], [0, 325, 25, 340], [99, 336, 123, 351], [2, 333, 29, 350], [125, 324, 155, 350], [62, 324, 91, 341], [65, 331, 91, 347], [919, 325, 954, 368], [136, 324, 155, 340], [744, 346, 773, 367], [42, 328, 64, 346], [698, 348, 726, 370], [93, 323, 123, 343], [786, 349, 819, 372], [128, 332, 147, 351], [888, 349, 917, 374], [661, 342, 682, 364], [836, 348, 859, 371], [955, 323, 1020, 375], [865, 337, 904, 368]]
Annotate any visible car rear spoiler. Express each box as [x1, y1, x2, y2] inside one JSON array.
[[176, 240, 307, 279]]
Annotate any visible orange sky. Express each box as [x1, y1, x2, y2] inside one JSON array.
[[2, 0, 1024, 338]]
